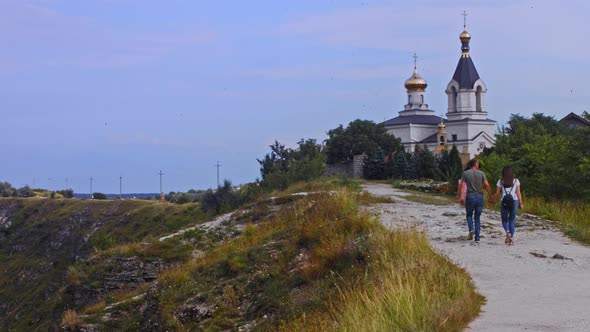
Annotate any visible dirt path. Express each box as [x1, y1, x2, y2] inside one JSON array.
[[363, 183, 590, 332], [158, 212, 234, 242]]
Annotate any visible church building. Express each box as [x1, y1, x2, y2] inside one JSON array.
[[383, 19, 496, 160]]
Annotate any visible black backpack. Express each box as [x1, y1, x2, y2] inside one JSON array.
[[501, 180, 515, 210]]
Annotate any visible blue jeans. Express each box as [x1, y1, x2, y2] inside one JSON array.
[[466, 193, 484, 240], [501, 200, 519, 237]]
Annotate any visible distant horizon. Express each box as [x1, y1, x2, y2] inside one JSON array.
[[2, 0, 589, 193]]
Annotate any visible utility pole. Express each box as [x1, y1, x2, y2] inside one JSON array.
[[158, 170, 165, 202], [119, 176, 123, 199], [214, 161, 222, 189], [89, 177, 93, 199]]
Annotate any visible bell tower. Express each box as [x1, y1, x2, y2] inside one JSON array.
[[446, 11, 487, 121]]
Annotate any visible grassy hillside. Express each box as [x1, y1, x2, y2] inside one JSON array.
[[0, 180, 483, 331], [0, 198, 208, 331]]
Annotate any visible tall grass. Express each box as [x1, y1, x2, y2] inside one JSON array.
[[154, 188, 482, 330], [284, 230, 483, 332], [523, 197, 590, 244]]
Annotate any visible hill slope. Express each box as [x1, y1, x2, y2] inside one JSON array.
[[1, 184, 483, 331]]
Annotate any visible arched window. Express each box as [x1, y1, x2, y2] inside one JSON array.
[[421, 95, 424, 104], [439, 136, 445, 146], [448, 86, 458, 112], [408, 95, 412, 104], [476, 86, 483, 112]]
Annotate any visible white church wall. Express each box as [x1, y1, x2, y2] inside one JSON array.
[[467, 122, 496, 141], [445, 122, 469, 141], [387, 126, 411, 144], [410, 125, 438, 143]]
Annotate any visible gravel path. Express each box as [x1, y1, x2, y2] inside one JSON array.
[[363, 183, 590, 332]]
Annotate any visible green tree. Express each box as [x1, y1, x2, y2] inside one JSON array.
[[414, 145, 442, 180], [363, 148, 386, 180], [325, 119, 401, 164], [92, 192, 107, 200], [57, 189, 74, 198], [0, 182, 16, 197], [16, 186, 35, 197], [201, 179, 240, 214], [490, 113, 589, 200], [257, 139, 326, 190], [392, 149, 410, 179], [444, 145, 465, 192]]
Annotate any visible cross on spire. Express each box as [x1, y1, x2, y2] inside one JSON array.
[[462, 10, 468, 29], [412, 53, 418, 70]]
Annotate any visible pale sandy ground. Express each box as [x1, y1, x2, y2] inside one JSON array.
[[363, 183, 590, 332], [158, 212, 234, 241]]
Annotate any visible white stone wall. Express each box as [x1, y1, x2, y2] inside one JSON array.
[[410, 124, 438, 143], [446, 79, 488, 121], [467, 122, 496, 142], [445, 122, 469, 142], [405, 91, 428, 110], [387, 126, 411, 144]]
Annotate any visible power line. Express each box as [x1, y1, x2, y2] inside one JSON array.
[[158, 170, 165, 202], [214, 161, 222, 189]]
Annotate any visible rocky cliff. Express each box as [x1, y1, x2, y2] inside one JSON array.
[[0, 198, 207, 331]]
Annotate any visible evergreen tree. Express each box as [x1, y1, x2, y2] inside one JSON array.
[[392, 149, 408, 179], [414, 145, 442, 180], [438, 150, 450, 178], [363, 148, 386, 180], [407, 150, 418, 179], [447, 145, 464, 192]]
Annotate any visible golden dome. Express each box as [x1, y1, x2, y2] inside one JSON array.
[[404, 67, 427, 92], [460, 29, 471, 41]]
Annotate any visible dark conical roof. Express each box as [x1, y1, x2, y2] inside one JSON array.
[[452, 26, 480, 89], [452, 56, 480, 89]]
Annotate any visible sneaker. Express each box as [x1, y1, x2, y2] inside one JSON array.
[[474, 237, 480, 242], [505, 233, 511, 244], [467, 230, 475, 241]]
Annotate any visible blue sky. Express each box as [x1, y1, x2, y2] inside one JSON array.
[[1, 0, 589, 193]]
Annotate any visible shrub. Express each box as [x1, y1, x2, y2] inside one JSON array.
[[61, 310, 81, 330], [93, 192, 108, 200], [57, 188, 74, 198], [200, 179, 240, 214], [16, 185, 35, 197], [0, 181, 16, 197]]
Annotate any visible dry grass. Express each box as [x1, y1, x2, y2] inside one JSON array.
[[523, 197, 590, 244], [282, 229, 483, 332], [82, 300, 107, 315], [154, 189, 482, 330], [61, 310, 81, 330]]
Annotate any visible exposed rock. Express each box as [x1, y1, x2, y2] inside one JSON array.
[[102, 257, 165, 290], [551, 253, 573, 261], [175, 300, 215, 323], [79, 324, 99, 332], [442, 212, 459, 217], [530, 252, 547, 258]]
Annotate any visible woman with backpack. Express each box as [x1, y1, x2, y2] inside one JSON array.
[[490, 166, 523, 245]]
